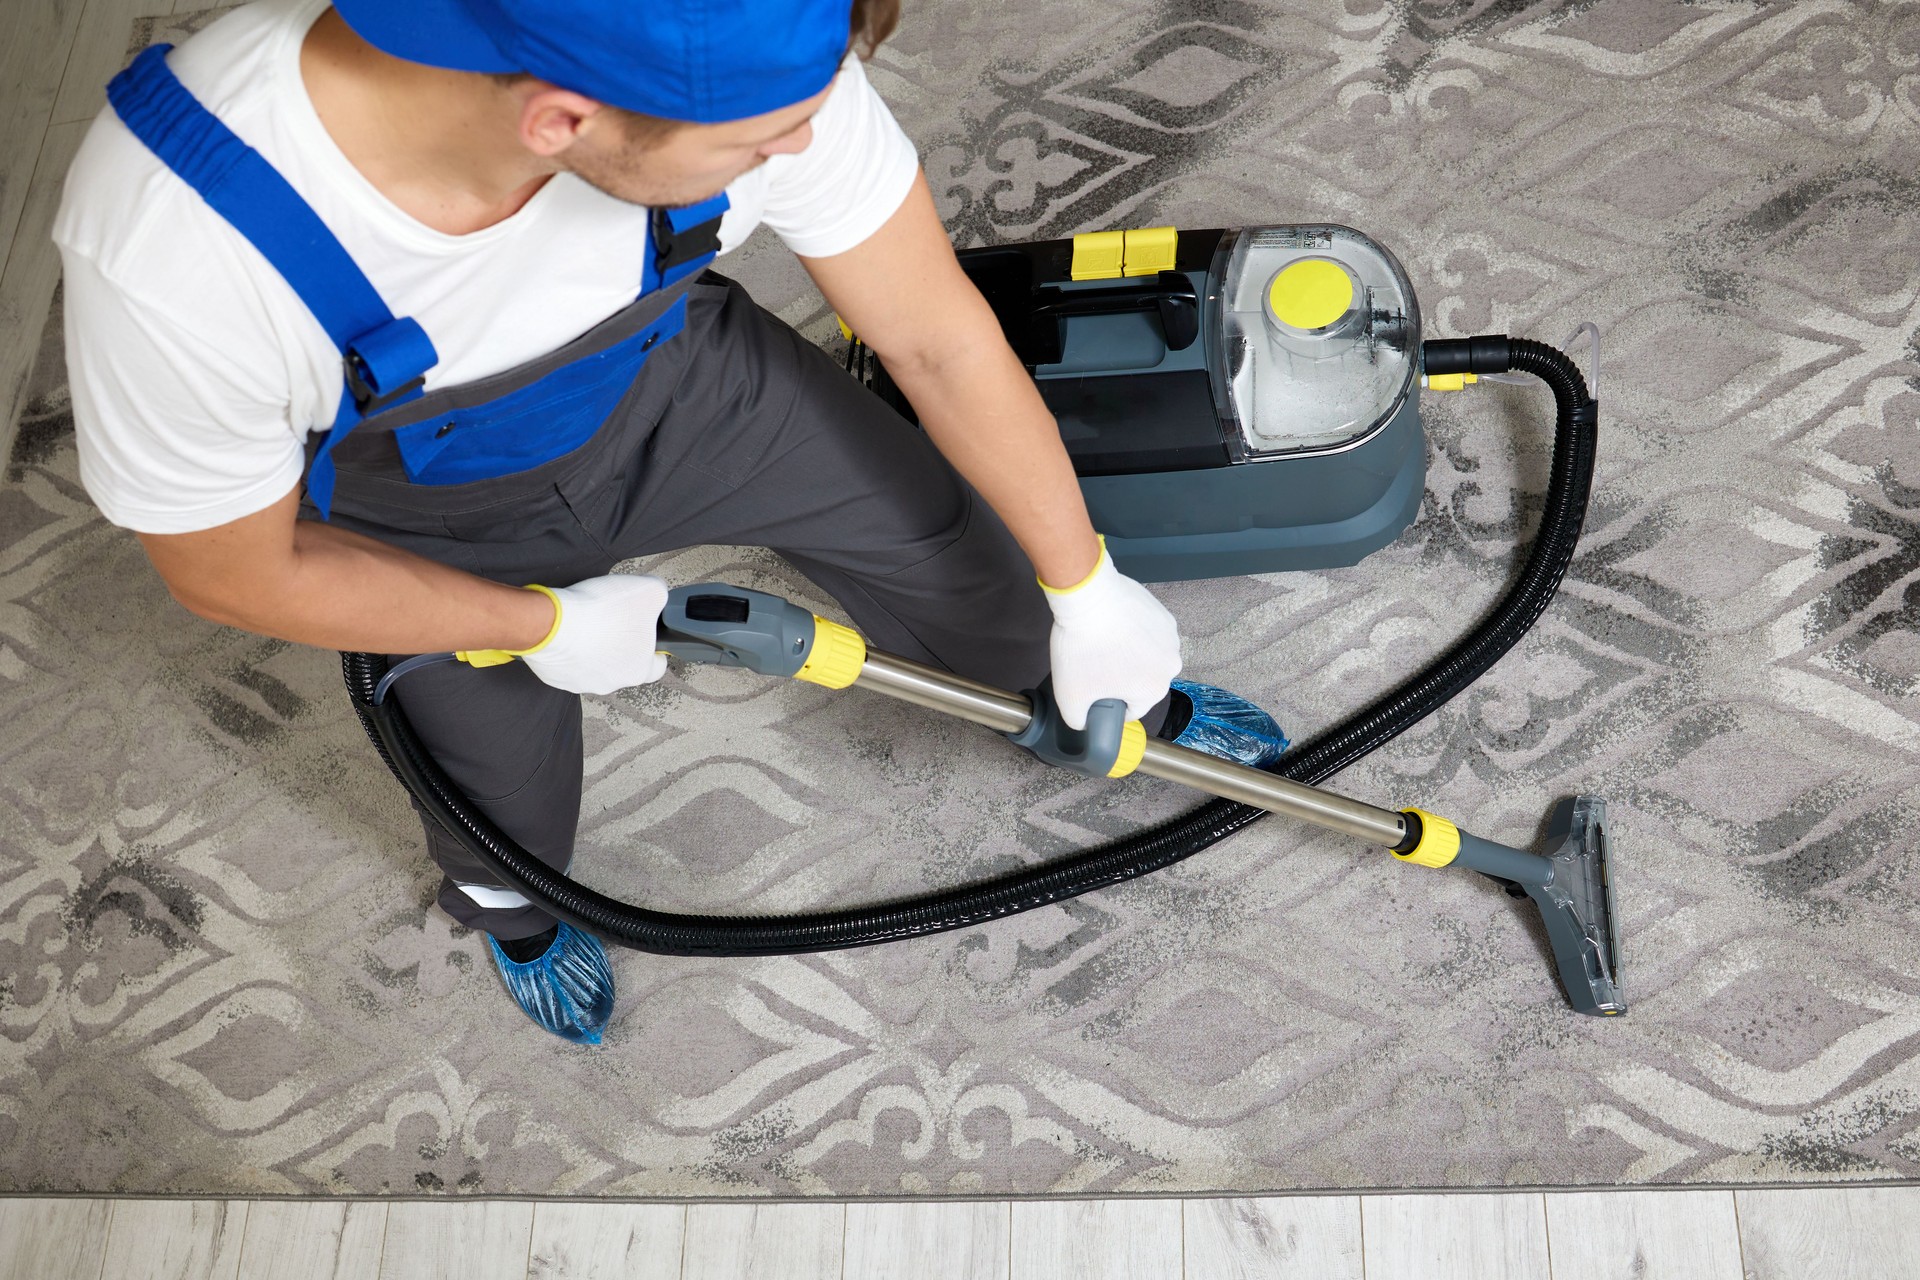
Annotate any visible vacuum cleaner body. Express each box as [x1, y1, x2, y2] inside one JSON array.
[[886, 225, 1426, 583]]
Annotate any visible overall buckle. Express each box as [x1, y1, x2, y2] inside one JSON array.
[[650, 204, 725, 279], [344, 348, 426, 415]]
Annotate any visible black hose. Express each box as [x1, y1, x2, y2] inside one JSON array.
[[342, 335, 1596, 956]]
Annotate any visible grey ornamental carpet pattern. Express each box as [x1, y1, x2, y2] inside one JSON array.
[[3, 0, 1920, 1198]]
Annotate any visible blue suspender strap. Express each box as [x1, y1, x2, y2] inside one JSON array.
[[107, 44, 438, 518], [643, 191, 729, 293]]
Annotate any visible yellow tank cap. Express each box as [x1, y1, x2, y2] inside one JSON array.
[[1268, 258, 1355, 331]]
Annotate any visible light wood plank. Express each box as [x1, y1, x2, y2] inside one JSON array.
[[102, 1200, 249, 1280], [1543, 1190, 1742, 1280], [1736, 1187, 1920, 1280], [51, 0, 176, 127], [0, 1197, 113, 1280], [0, 118, 87, 474], [1360, 1193, 1550, 1280], [1183, 1197, 1363, 1280], [238, 1201, 388, 1280], [1009, 1200, 1184, 1280], [682, 1204, 846, 1280], [525, 1203, 685, 1280], [376, 1202, 532, 1280], [0, 0, 84, 282], [844, 1202, 1010, 1280]]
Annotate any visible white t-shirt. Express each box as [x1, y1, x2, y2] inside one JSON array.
[[54, 0, 919, 533]]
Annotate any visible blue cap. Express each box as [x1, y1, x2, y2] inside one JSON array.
[[332, 0, 854, 123]]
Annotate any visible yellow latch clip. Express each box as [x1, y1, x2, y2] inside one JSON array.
[[1122, 226, 1178, 276], [1070, 226, 1180, 280], [1069, 230, 1126, 280]]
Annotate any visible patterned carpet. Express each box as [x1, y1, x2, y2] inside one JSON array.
[[4, 0, 1920, 1197]]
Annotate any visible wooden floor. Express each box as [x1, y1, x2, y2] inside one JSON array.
[[3, 1187, 1920, 1279], [7, 3, 1920, 1279], [1, 0, 226, 467]]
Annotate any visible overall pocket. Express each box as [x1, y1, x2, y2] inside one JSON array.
[[392, 296, 689, 485]]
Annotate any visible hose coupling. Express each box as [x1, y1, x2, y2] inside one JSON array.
[[1422, 335, 1512, 377], [1392, 808, 1461, 868]]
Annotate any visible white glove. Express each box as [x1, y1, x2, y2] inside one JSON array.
[[1041, 537, 1181, 729], [457, 575, 669, 695]]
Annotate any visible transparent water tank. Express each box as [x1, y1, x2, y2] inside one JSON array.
[[1212, 225, 1419, 459]]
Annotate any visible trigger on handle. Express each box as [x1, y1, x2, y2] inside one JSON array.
[[683, 594, 751, 624]]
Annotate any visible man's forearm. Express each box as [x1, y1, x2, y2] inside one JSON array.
[[887, 336, 1101, 588], [140, 489, 555, 655], [798, 172, 1100, 587], [279, 520, 556, 651]]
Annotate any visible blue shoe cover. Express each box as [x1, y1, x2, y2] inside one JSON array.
[[486, 922, 615, 1045], [1166, 679, 1290, 770]]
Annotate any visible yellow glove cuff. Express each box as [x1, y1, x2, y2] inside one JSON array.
[[455, 584, 563, 668], [1038, 535, 1108, 596]]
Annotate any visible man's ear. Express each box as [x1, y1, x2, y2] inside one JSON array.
[[517, 85, 608, 158]]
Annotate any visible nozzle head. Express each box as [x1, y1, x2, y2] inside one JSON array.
[[1536, 795, 1624, 1016]]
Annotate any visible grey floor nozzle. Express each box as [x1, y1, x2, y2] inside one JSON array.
[[1454, 795, 1623, 1015], [1526, 795, 1624, 1016]]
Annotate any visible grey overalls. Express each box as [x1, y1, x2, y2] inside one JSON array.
[[109, 44, 1064, 940]]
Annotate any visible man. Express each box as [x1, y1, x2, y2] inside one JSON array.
[[55, 0, 1287, 1044]]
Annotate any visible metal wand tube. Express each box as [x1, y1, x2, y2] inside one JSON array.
[[854, 653, 1409, 848]]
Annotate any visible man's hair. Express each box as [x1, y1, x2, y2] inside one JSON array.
[[495, 0, 900, 148], [848, 0, 901, 58]]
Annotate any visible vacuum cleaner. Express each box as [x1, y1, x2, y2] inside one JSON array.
[[344, 223, 1624, 1017], [865, 223, 1432, 581]]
